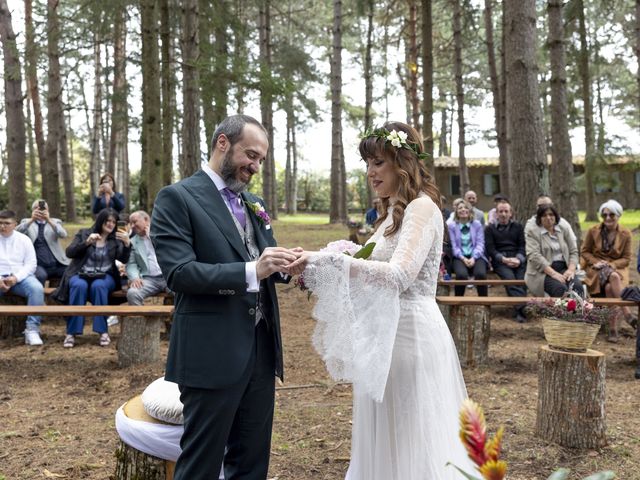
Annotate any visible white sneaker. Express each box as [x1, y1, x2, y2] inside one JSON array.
[[107, 315, 119, 327], [25, 330, 43, 346]]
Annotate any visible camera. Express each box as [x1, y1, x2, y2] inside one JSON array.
[[38, 200, 46, 210]]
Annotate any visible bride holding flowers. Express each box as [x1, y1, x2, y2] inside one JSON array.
[[287, 121, 474, 479]]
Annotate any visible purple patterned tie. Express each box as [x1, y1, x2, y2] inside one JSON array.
[[222, 188, 246, 229]]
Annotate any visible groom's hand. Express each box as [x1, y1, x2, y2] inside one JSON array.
[[256, 247, 299, 280]]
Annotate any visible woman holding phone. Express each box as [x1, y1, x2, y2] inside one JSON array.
[[92, 173, 126, 215], [51, 208, 131, 348]]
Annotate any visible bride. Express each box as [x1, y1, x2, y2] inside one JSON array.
[[287, 121, 475, 479]]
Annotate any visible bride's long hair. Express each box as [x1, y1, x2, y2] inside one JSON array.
[[359, 121, 441, 237]]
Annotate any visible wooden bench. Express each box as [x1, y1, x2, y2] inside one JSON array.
[[435, 295, 639, 367], [0, 304, 174, 367]]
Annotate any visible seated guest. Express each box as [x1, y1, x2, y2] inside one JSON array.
[[485, 199, 527, 322], [581, 200, 633, 342], [92, 172, 126, 215], [525, 204, 582, 299], [17, 199, 70, 285], [446, 197, 465, 224], [448, 200, 488, 297], [52, 208, 131, 348], [126, 210, 168, 306], [0, 210, 45, 346], [365, 198, 382, 226], [487, 193, 507, 225], [464, 190, 485, 225], [525, 194, 576, 244]]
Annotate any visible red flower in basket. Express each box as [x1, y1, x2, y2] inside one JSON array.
[[566, 299, 577, 312]]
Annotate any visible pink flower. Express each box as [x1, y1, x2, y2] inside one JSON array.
[[566, 299, 577, 312], [584, 302, 594, 313]]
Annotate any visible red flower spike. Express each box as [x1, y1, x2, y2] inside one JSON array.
[[479, 459, 507, 480], [459, 399, 488, 467], [566, 299, 577, 312], [484, 426, 504, 462]]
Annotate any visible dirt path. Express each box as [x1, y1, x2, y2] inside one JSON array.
[[1, 283, 639, 479]]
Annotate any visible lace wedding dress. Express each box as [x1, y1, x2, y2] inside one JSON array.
[[304, 194, 475, 479]]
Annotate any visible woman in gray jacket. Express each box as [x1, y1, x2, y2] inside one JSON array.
[[525, 204, 583, 298]]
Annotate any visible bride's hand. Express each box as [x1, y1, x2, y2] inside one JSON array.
[[286, 250, 311, 276]]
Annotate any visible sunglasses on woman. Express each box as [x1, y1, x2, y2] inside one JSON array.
[[601, 213, 616, 219]]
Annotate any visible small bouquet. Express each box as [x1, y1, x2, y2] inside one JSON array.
[[525, 291, 608, 325], [294, 239, 376, 294]]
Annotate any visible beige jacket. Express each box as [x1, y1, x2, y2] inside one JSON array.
[[525, 223, 579, 296]]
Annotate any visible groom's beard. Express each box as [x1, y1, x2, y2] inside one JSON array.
[[221, 147, 250, 194]]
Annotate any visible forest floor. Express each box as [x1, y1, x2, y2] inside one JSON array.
[[0, 222, 639, 480]]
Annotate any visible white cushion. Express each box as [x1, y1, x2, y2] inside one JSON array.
[[141, 377, 184, 425]]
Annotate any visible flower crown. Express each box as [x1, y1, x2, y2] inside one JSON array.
[[360, 127, 430, 162]]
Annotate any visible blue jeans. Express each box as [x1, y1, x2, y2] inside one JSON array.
[[67, 274, 116, 335], [0, 275, 44, 332]]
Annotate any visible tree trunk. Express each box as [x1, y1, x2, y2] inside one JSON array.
[[285, 98, 296, 215], [114, 440, 174, 480], [577, 0, 596, 221], [232, 0, 247, 114], [407, 0, 420, 131], [24, 0, 44, 191], [259, 0, 277, 218], [91, 34, 103, 201], [25, 83, 37, 192], [499, 0, 509, 195], [504, 0, 548, 222], [439, 90, 448, 157], [43, 0, 63, 217], [180, 0, 200, 180], [447, 305, 490, 367], [0, 0, 27, 219], [363, 0, 374, 132], [212, 1, 229, 135], [536, 346, 606, 449], [59, 114, 76, 222], [141, 0, 163, 210], [547, 0, 580, 238], [110, 9, 129, 196], [452, 0, 469, 194], [330, 0, 345, 224], [421, 0, 434, 171], [118, 316, 163, 366], [484, 0, 509, 197]]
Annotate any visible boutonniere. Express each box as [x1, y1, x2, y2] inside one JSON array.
[[246, 201, 271, 227]]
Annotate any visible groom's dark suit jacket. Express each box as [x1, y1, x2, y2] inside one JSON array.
[[150, 170, 284, 389]]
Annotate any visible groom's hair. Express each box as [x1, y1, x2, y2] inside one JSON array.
[[211, 115, 267, 152]]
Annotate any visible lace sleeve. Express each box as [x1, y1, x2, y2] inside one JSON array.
[[304, 196, 441, 402]]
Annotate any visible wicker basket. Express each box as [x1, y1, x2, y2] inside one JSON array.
[[542, 317, 600, 353]]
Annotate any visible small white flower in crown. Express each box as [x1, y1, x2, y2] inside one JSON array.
[[386, 129, 408, 148]]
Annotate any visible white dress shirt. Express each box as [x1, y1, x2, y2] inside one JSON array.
[[0, 231, 37, 282]]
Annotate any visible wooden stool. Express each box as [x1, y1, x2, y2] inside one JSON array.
[[114, 395, 175, 480], [536, 346, 606, 449], [447, 304, 490, 367]]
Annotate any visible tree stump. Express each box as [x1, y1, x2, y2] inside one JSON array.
[[436, 284, 450, 322], [117, 316, 164, 366], [447, 305, 490, 367], [536, 345, 607, 449], [0, 295, 28, 339], [114, 440, 174, 480]]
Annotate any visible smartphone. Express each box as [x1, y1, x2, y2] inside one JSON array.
[[117, 220, 127, 232], [38, 200, 46, 210]]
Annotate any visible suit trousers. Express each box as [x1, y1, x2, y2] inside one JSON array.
[[174, 319, 276, 480]]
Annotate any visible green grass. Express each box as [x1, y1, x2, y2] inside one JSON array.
[[579, 210, 640, 231]]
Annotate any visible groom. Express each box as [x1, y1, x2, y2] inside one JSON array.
[[151, 114, 298, 479]]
